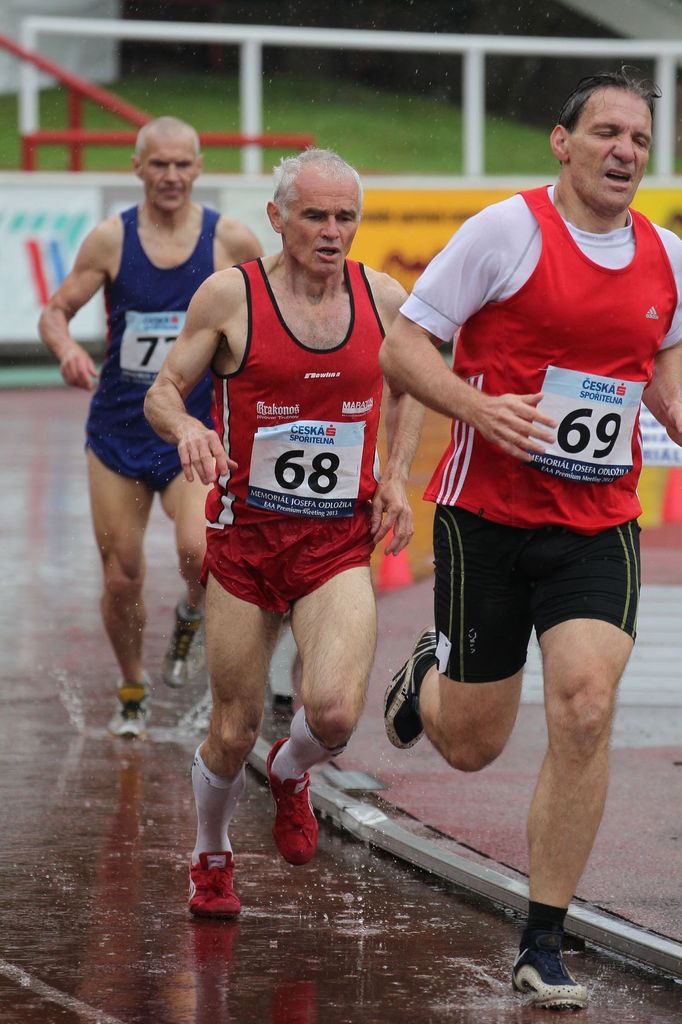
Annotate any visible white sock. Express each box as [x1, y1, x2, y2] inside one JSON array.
[[271, 708, 346, 789], [191, 747, 245, 863]]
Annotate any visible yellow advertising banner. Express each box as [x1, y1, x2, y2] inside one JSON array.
[[632, 189, 682, 236], [351, 186, 682, 293]]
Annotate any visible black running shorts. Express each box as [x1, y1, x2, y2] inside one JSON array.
[[432, 505, 640, 683]]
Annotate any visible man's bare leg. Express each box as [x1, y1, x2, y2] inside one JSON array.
[[160, 472, 209, 612], [264, 567, 377, 866], [529, 617, 633, 907], [189, 574, 282, 916], [87, 449, 153, 684], [160, 473, 210, 686]]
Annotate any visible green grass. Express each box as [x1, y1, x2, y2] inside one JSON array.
[[0, 72, 558, 175]]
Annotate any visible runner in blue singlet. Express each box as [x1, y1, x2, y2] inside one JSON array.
[[38, 116, 262, 736]]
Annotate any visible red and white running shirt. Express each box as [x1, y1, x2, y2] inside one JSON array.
[[403, 186, 681, 534]]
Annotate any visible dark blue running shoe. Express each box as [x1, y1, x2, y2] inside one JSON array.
[[384, 628, 436, 748], [512, 930, 587, 1009]]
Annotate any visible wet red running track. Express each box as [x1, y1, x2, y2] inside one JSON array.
[[1, 387, 681, 1023]]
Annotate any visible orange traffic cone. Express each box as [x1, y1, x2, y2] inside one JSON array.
[[662, 467, 682, 524], [377, 539, 414, 592]]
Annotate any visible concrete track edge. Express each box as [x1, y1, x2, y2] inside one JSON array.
[[247, 736, 682, 981]]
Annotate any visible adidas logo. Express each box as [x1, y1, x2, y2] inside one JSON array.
[[645, 306, 659, 320]]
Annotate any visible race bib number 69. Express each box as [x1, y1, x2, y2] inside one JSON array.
[[531, 365, 645, 484]]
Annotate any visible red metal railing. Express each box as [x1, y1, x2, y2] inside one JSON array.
[[21, 130, 316, 171], [0, 32, 313, 170]]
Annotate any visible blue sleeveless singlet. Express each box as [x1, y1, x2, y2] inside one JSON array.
[[86, 204, 219, 490]]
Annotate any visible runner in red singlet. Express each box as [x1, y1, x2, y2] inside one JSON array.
[[380, 70, 682, 1010], [144, 149, 424, 920]]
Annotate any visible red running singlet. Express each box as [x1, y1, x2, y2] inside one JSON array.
[[206, 257, 385, 528]]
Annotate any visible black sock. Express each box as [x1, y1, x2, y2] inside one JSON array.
[[521, 901, 567, 949]]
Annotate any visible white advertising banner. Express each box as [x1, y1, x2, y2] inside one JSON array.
[[640, 407, 682, 467], [0, 186, 103, 343]]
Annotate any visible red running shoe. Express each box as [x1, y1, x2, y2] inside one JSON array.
[[189, 851, 241, 918], [267, 738, 319, 865]]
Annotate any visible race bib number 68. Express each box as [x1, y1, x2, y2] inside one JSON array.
[[247, 419, 365, 517], [531, 365, 645, 484]]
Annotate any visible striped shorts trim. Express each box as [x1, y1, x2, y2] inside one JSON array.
[[433, 505, 640, 683]]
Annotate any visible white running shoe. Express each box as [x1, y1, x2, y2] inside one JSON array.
[[107, 676, 151, 738]]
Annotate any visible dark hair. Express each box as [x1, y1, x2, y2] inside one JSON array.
[[557, 68, 661, 131]]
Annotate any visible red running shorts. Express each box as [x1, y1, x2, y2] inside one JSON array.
[[202, 504, 375, 612]]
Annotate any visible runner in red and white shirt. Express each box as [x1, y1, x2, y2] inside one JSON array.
[[380, 70, 682, 1010], [145, 148, 423, 920]]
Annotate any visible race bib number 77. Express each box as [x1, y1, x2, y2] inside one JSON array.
[[120, 310, 185, 384], [531, 365, 645, 484]]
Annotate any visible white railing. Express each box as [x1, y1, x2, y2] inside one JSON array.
[[19, 17, 682, 176]]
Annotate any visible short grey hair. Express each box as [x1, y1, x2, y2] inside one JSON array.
[[135, 116, 201, 158], [272, 147, 363, 219]]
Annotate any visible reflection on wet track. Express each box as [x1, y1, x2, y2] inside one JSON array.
[[2, 737, 680, 1024], [1, 389, 680, 1023]]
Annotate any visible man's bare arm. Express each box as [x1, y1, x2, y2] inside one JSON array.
[[37, 218, 120, 390], [379, 312, 556, 463], [644, 340, 682, 445], [364, 270, 425, 553], [215, 217, 263, 270], [144, 270, 243, 484]]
